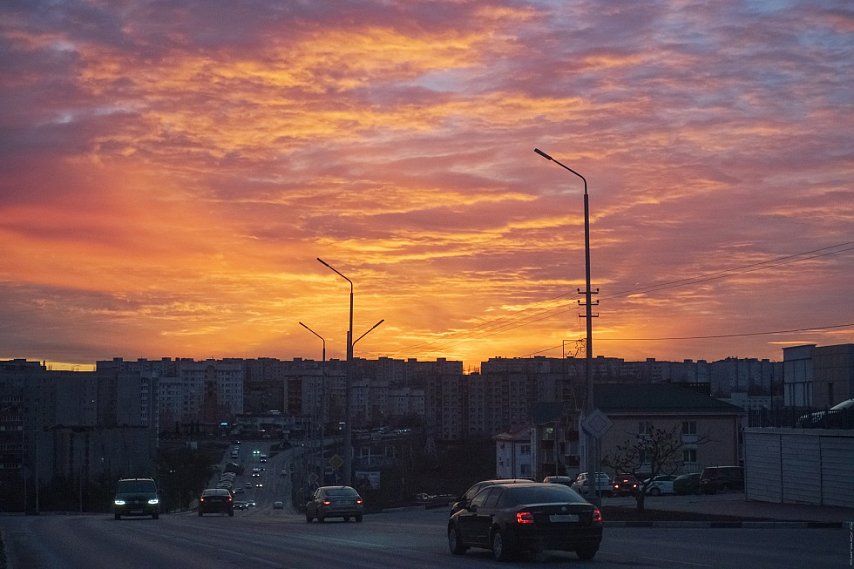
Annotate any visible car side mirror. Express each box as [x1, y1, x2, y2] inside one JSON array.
[[468, 504, 477, 513]]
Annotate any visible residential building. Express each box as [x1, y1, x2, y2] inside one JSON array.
[[594, 383, 745, 475], [494, 425, 533, 479], [783, 343, 854, 408]]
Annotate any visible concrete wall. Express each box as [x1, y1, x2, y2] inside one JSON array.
[[744, 428, 854, 508]]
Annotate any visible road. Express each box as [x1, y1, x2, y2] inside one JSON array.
[[1, 507, 848, 569]]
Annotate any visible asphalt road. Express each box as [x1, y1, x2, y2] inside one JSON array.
[[1, 507, 848, 569]]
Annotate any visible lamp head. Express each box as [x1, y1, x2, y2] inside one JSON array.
[[534, 148, 553, 161]]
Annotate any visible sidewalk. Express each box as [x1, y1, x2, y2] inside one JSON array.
[[605, 492, 854, 527]]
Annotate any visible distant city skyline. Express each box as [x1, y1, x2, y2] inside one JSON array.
[[1, 2, 852, 370]]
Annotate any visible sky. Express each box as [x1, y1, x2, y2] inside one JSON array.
[[1, 0, 852, 372]]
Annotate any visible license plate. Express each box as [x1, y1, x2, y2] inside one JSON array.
[[549, 514, 579, 523]]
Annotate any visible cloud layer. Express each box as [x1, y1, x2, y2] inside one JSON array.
[[1, 0, 852, 368]]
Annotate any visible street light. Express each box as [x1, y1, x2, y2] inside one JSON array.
[[354, 319, 384, 347], [299, 321, 326, 482], [534, 147, 599, 502], [316, 257, 355, 485]]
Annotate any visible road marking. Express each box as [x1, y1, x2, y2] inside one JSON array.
[[638, 555, 714, 567]]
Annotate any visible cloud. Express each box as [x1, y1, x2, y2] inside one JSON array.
[[1, 0, 851, 367]]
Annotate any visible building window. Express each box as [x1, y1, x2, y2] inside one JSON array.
[[682, 448, 697, 463], [682, 421, 697, 435], [639, 421, 654, 436], [520, 463, 531, 476], [520, 444, 531, 455]]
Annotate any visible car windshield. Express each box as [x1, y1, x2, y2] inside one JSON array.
[[502, 485, 586, 506], [117, 480, 155, 493]]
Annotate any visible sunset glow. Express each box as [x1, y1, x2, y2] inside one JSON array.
[[1, 1, 852, 369]]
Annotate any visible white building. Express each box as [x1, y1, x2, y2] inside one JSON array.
[[494, 426, 533, 479]]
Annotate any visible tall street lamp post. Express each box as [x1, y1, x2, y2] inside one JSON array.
[[316, 257, 355, 485], [299, 322, 326, 481], [534, 147, 599, 502]]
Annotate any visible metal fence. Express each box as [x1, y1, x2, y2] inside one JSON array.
[[746, 406, 854, 429]]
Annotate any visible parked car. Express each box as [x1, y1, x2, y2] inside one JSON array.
[[796, 398, 854, 428], [447, 482, 603, 561], [450, 479, 531, 515], [233, 500, 248, 510], [643, 475, 677, 496], [699, 466, 744, 494], [273, 501, 284, 510], [571, 472, 612, 497], [611, 473, 640, 496], [113, 478, 160, 520], [673, 472, 701, 495], [199, 488, 234, 516], [542, 475, 575, 487], [305, 485, 364, 522]]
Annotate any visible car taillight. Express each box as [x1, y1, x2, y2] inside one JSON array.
[[322, 500, 332, 506], [516, 511, 535, 524], [356, 498, 364, 505], [200, 497, 205, 502], [592, 507, 603, 523]]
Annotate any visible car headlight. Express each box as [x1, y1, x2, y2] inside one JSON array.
[[114, 500, 126, 506], [148, 498, 160, 505]]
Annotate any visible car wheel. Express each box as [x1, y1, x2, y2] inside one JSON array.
[[577, 546, 598, 560], [318, 514, 325, 523], [355, 515, 362, 522], [448, 526, 467, 555], [721, 483, 730, 492], [491, 529, 513, 561], [344, 516, 350, 522], [152, 512, 159, 520], [648, 487, 661, 496], [114, 513, 121, 520]]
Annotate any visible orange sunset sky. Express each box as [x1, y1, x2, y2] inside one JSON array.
[[1, 1, 852, 371]]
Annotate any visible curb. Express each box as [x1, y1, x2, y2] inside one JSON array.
[[605, 520, 844, 528]]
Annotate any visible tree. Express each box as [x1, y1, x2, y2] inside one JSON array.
[[602, 423, 686, 512]]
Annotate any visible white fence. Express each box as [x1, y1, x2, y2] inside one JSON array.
[[744, 428, 854, 508]]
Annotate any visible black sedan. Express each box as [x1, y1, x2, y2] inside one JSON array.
[[198, 488, 234, 516], [448, 482, 602, 561], [305, 485, 364, 522]]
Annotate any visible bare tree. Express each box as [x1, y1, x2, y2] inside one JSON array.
[[603, 423, 686, 512]]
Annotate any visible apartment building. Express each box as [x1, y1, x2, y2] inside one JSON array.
[[784, 343, 854, 408]]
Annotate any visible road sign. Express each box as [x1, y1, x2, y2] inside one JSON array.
[[328, 454, 343, 470], [581, 409, 612, 439]]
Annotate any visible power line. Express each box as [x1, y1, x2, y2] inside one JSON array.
[[387, 241, 854, 359], [522, 323, 854, 358], [598, 323, 854, 342]]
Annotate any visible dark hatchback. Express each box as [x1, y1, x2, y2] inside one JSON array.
[[673, 472, 701, 495], [113, 478, 160, 520], [448, 482, 603, 561], [699, 466, 744, 494], [199, 488, 234, 516]]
